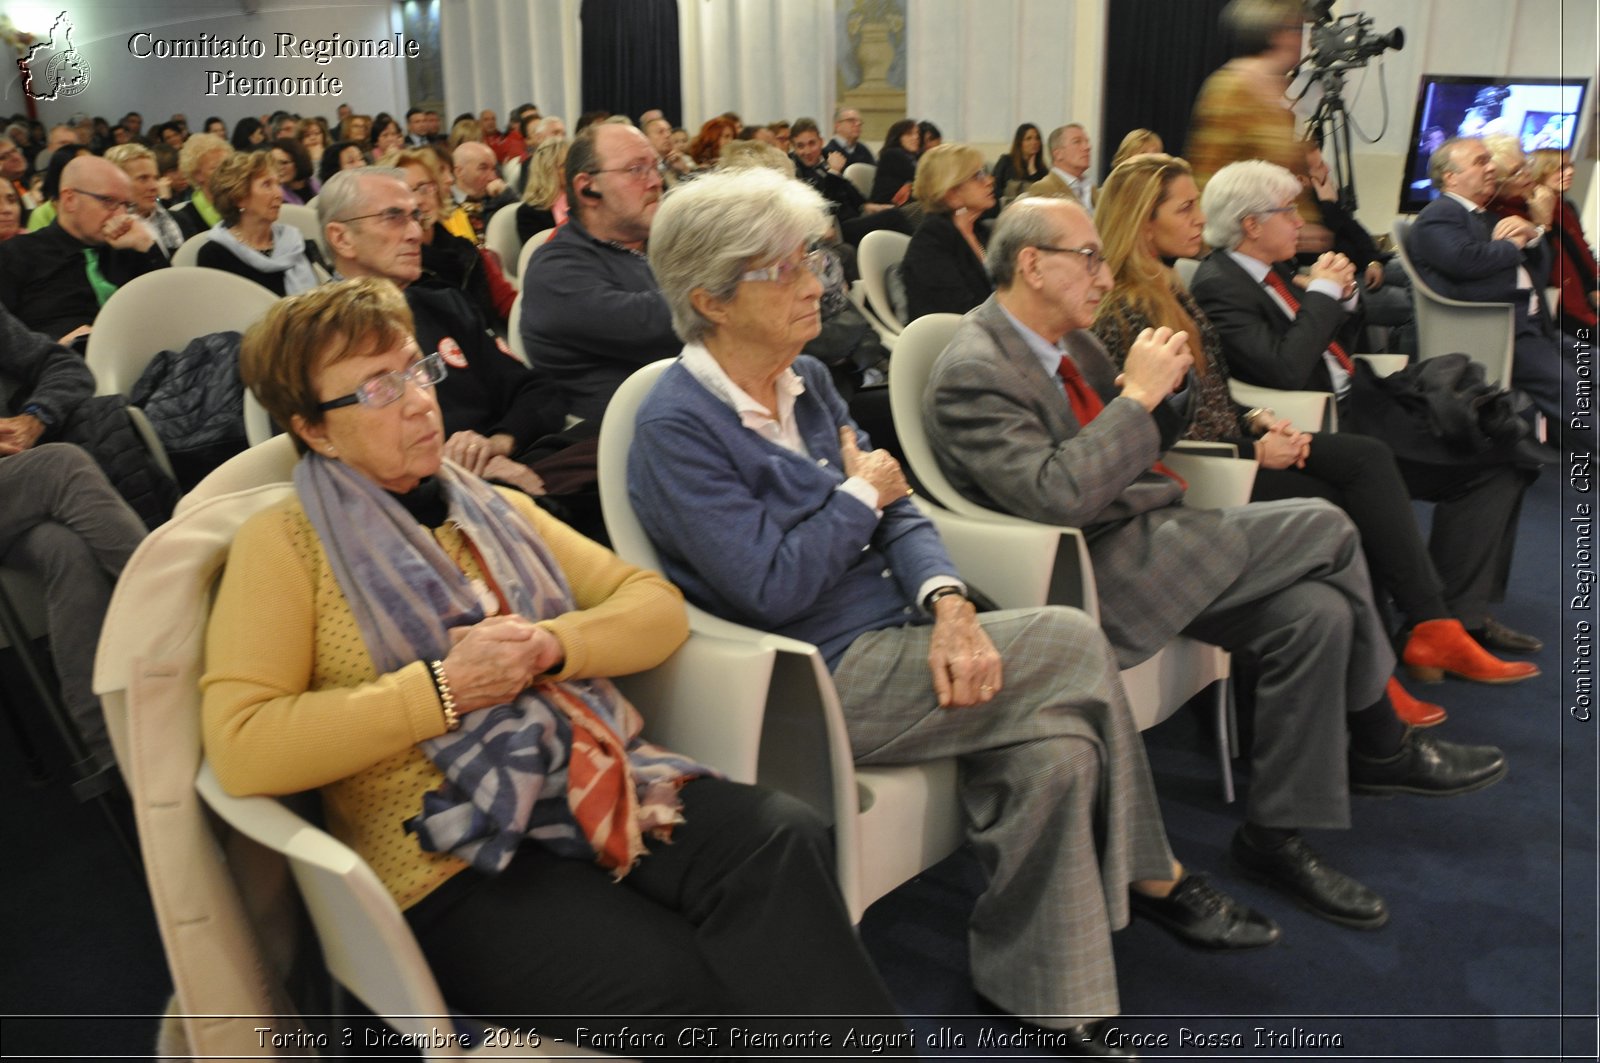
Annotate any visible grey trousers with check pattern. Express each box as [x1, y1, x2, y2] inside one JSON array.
[[832, 606, 1174, 1027]]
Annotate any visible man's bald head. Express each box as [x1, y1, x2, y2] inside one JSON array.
[[452, 140, 498, 198], [58, 156, 135, 244]]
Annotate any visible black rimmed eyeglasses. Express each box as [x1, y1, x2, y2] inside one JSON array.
[[1032, 244, 1108, 273], [68, 187, 136, 213]]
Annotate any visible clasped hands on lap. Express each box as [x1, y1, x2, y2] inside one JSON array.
[[439, 615, 564, 712]]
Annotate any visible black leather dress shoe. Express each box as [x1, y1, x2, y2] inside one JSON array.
[[1230, 829, 1388, 929], [1130, 873, 1281, 949], [1349, 727, 1507, 797], [1473, 617, 1544, 655]]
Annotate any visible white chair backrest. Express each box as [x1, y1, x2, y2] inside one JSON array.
[[1226, 378, 1333, 433], [517, 226, 557, 279], [888, 313, 1035, 523], [1391, 215, 1514, 384], [501, 154, 523, 191], [859, 229, 911, 335], [276, 202, 329, 264], [170, 232, 212, 268], [843, 162, 876, 200], [85, 268, 281, 396], [484, 205, 524, 280], [597, 360, 675, 572], [507, 290, 530, 366], [178, 433, 298, 512]]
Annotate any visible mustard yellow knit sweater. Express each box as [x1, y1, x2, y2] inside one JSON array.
[[201, 489, 687, 909]]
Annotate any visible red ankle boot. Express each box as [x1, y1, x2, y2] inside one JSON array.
[[1386, 676, 1446, 728], [1402, 619, 1541, 685]]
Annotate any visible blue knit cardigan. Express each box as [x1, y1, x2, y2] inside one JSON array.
[[629, 356, 956, 668]]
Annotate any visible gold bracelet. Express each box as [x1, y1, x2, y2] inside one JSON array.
[[429, 659, 461, 732]]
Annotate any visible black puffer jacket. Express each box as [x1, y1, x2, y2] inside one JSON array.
[[131, 330, 248, 490]]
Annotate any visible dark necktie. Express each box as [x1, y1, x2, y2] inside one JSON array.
[[1056, 355, 1185, 489], [1262, 269, 1353, 373]]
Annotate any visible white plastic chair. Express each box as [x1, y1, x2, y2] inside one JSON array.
[[85, 268, 282, 468], [1227, 378, 1334, 433], [169, 232, 211, 268], [516, 226, 557, 280], [484, 207, 524, 286], [599, 359, 1071, 918], [859, 229, 911, 335], [500, 155, 523, 193], [1392, 216, 1515, 385], [86, 268, 280, 396], [507, 290, 530, 366], [846, 278, 899, 352], [1228, 354, 1409, 434], [95, 435, 631, 1059], [277, 202, 331, 266], [843, 162, 876, 200], [888, 314, 1252, 799]]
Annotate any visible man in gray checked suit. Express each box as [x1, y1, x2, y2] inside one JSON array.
[[925, 196, 1508, 935]]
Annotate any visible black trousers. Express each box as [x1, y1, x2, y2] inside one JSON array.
[[1251, 431, 1447, 629], [1250, 430, 1531, 629], [406, 778, 903, 1059]]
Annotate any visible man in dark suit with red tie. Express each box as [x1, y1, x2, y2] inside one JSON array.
[[1191, 158, 1540, 657]]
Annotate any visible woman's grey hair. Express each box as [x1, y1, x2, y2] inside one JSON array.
[[316, 166, 409, 230], [718, 140, 795, 176], [987, 197, 1080, 289], [649, 167, 829, 344], [1200, 159, 1302, 249]]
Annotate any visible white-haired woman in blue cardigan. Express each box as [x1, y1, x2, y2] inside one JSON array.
[[627, 167, 1277, 1055]]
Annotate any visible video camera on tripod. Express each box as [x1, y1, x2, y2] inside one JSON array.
[[1304, 0, 1404, 71], [1295, 1, 1405, 211]]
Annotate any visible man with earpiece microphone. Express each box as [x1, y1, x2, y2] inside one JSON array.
[[519, 123, 681, 423]]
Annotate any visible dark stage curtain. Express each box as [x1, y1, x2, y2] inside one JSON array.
[[1101, 0, 1233, 180], [580, 0, 682, 126]]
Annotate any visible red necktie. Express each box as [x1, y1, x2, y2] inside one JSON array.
[[1056, 353, 1105, 425], [1057, 355, 1185, 490], [1263, 269, 1354, 373]]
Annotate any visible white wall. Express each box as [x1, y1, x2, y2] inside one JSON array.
[[8, 0, 407, 130], [438, 0, 581, 127], [906, 0, 1103, 150]]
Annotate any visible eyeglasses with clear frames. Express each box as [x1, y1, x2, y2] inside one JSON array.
[[1246, 205, 1298, 221], [336, 206, 427, 228], [68, 187, 136, 213], [1033, 244, 1108, 273], [739, 248, 843, 288], [316, 352, 448, 411]]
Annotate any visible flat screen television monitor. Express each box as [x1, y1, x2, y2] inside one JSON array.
[[1398, 74, 1588, 214]]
